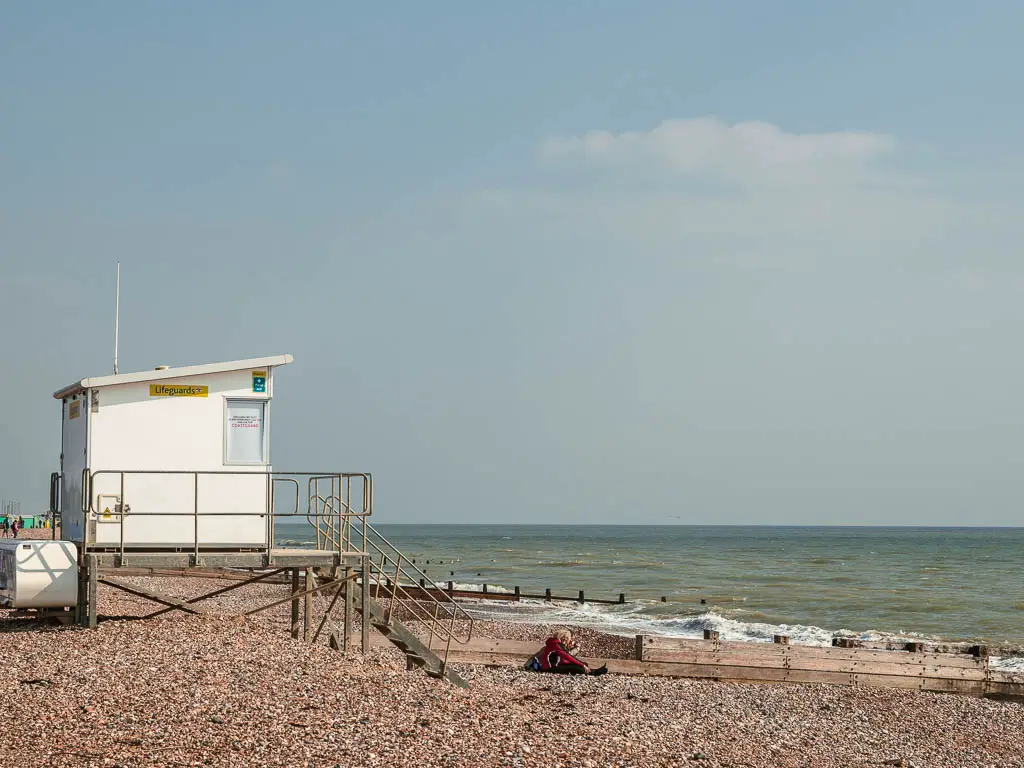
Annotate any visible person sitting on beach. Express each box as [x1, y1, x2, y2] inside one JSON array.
[[530, 629, 607, 676]]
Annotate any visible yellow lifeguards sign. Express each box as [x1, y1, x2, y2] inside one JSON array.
[[149, 384, 209, 397]]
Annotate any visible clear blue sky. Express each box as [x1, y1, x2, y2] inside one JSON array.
[[3, 2, 1024, 524]]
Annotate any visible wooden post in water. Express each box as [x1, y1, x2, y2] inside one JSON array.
[[619, 593, 625, 604], [833, 638, 862, 649], [482, 584, 488, 594], [514, 586, 521, 599], [773, 634, 790, 645], [578, 590, 585, 604], [703, 629, 720, 641], [447, 581, 454, 595], [661, 596, 667, 603], [544, 588, 551, 601]]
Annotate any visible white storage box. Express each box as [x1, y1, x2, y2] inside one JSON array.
[[0, 540, 79, 609]]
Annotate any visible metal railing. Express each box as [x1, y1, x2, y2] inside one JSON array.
[[82, 469, 373, 561], [81, 468, 472, 672], [306, 473, 372, 555]]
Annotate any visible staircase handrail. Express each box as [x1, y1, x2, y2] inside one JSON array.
[[359, 520, 475, 645], [304, 472, 372, 554]]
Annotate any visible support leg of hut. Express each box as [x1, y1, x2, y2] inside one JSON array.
[[75, 556, 88, 627], [343, 566, 354, 652], [360, 555, 370, 653], [303, 568, 313, 643], [290, 568, 300, 640], [85, 555, 98, 628]]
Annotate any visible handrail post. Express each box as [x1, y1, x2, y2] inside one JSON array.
[[335, 475, 342, 551], [386, 554, 403, 624], [82, 469, 91, 553], [306, 477, 316, 548], [427, 602, 439, 649], [325, 477, 332, 550], [81, 469, 90, 516], [193, 472, 199, 563], [442, 628, 453, 677], [119, 472, 125, 561], [344, 474, 351, 552], [360, 555, 370, 653], [266, 472, 272, 559]]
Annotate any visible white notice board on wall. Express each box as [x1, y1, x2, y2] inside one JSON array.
[[225, 399, 267, 464]]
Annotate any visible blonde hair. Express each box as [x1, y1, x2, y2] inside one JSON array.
[[554, 628, 573, 646]]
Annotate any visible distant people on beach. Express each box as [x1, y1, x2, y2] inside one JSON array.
[[1, 518, 8, 537], [528, 629, 607, 676]]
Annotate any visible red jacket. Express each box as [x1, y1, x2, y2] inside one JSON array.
[[539, 637, 587, 671]]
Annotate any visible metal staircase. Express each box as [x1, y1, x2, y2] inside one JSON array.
[[358, 590, 469, 687], [303, 476, 474, 686]]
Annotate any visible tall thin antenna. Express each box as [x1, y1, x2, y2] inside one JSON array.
[[113, 261, 121, 375]]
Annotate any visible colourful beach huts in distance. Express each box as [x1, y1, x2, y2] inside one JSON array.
[[0, 514, 49, 529]]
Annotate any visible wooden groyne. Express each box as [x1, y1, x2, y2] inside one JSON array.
[[366, 580, 626, 605], [405, 633, 1024, 700]]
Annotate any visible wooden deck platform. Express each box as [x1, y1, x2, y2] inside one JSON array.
[[86, 548, 366, 569]]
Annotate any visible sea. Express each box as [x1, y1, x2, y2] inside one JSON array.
[[275, 524, 1024, 663]]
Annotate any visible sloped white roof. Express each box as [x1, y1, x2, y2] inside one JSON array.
[[53, 354, 293, 399]]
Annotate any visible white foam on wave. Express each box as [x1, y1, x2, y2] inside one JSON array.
[[464, 598, 842, 646], [992, 656, 1024, 672], [442, 581, 515, 595]]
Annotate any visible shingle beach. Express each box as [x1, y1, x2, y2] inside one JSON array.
[[2, 532, 1023, 767]]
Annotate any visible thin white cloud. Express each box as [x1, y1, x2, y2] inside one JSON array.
[[539, 117, 895, 185]]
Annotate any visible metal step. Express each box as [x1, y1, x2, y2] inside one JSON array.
[[355, 591, 469, 689]]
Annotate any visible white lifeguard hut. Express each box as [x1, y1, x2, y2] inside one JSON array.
[[45, 354, 472, 686], [53, 355, 292, 551]]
